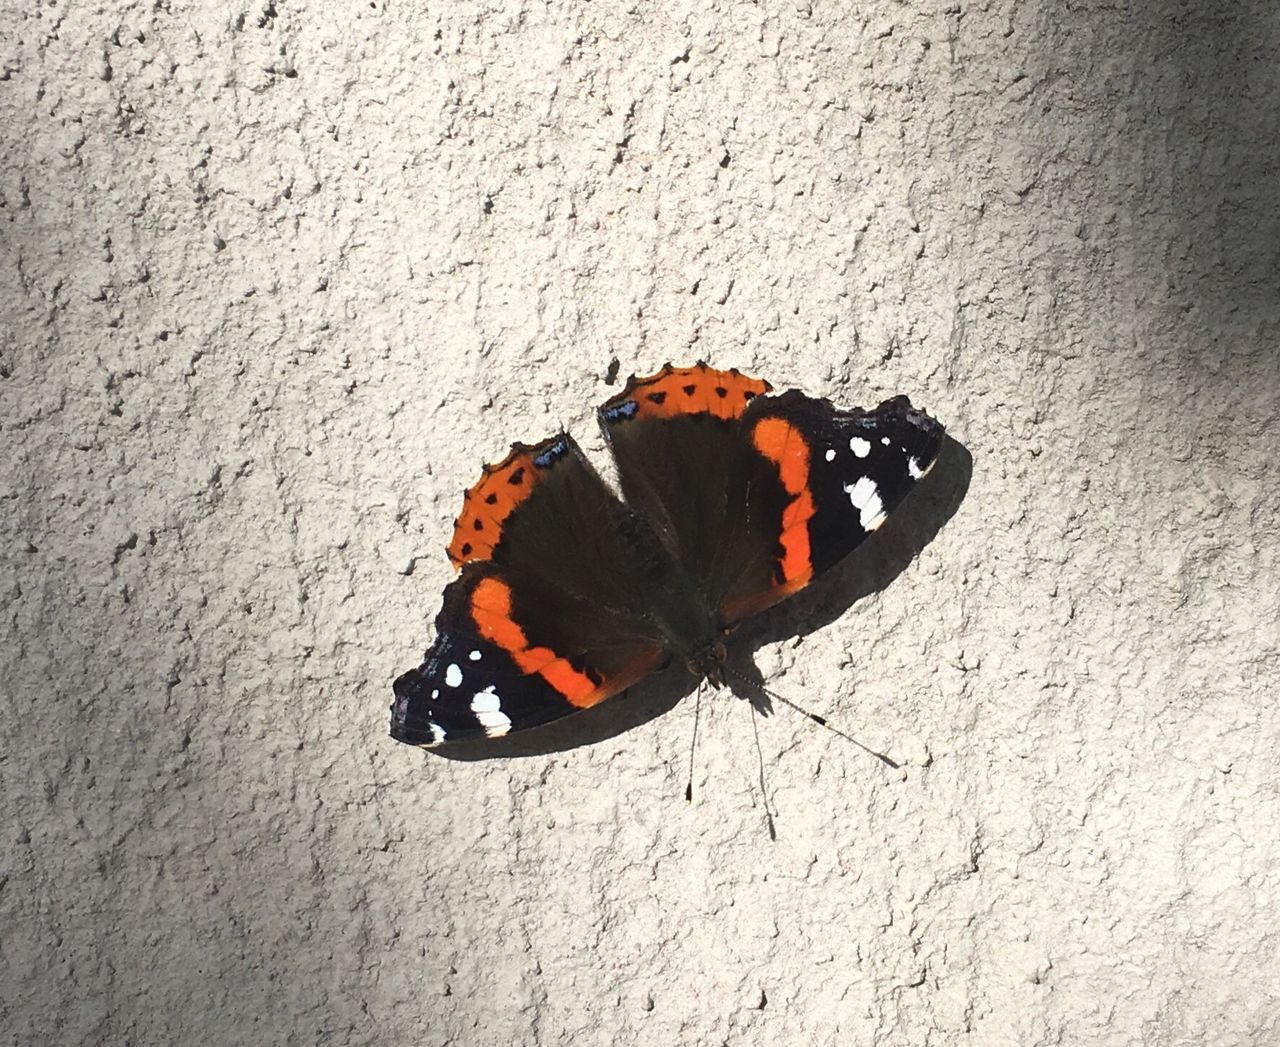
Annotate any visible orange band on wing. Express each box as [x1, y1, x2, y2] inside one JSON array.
[[600, 362, 771, 423], [751, 416, 816, 589], [448, 436, 570, 569], [470, 577, 600, 706]]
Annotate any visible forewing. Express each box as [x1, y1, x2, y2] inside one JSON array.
[[718, 391, 945, 623], [392, 564, 666, 747]]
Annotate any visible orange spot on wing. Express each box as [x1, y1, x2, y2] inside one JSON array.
[[601, 362, 771, 423], [470, 576, 530, 657], [751, 416, 816, 590]]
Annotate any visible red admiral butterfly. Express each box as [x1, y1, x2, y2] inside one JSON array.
[[391, 362, 944, 749]]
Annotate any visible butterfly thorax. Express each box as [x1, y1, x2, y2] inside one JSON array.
[[648, 581, 726, 684], [610, 507, 729, 682]]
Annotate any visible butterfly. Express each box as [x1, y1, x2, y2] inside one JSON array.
[[390, 362, 943, 748]]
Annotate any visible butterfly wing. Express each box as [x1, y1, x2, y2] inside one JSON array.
[[599, 363, 786, 617], [391, 434, 668, 748], [391, 563, 667, 746], [718, 390, 945, 622], [599, 364, 944, 627]]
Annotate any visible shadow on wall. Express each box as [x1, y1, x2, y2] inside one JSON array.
[[1137, 0, 1280, 348], [430, 436, 972, 762]]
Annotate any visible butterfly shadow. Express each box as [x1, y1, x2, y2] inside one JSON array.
[[431, 435, 972, 762]]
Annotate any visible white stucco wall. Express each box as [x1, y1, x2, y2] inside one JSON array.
[[3, 2, 1278, 1044]]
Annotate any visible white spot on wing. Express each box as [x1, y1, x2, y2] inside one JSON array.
[[881, 436, 890, 445], [825, 448, 836, 462], [844, 476, 886, 531], [445, 663, 463, 688], [431, 689, 439, 700], [849, 436, 871, 458], [469, 649, 482, 661], [471, 686, 511, 736], [426, 722, 446, 746], [907, 456, 924, 479], [471, 688, 501, 712]]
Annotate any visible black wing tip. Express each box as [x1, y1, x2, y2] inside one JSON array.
[[390, 666, 450, 747], [389, 701, 450, 748], [875, 394, 945, 439]]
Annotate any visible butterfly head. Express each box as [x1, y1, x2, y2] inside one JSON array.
[[685, 639, 729, 688]]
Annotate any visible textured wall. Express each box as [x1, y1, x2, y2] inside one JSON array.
[[3, 1, 1278, 1044]]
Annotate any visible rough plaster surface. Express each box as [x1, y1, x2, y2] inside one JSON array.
[[3, 1, 1279, 1044]]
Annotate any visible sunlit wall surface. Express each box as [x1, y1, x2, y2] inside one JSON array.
[[1, 2, 1276, 1044]]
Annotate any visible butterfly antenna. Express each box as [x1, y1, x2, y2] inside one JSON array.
[[723, 664, 900, 770], [748, 702, 778, 840], [685, 680, 705, 802]]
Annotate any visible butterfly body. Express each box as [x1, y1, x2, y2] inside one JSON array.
[[391, 363, 943, 748]]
